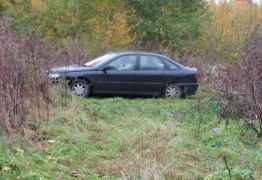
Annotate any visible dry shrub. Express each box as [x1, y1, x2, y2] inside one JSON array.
[[0, 17, 88, 138], [214, 25, 262, 136]]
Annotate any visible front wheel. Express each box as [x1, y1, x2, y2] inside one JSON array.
[[164, 84, 183, 98], [71, 80, 90, 97]]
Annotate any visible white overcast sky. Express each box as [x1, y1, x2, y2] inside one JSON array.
[[211, 0, 262, 4]]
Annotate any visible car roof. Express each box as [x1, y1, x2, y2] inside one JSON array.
[[110, 51, 168, 57]]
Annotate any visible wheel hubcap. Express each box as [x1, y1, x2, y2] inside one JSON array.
[[165, 86, 181, 98], [72, 82, 88, 96]]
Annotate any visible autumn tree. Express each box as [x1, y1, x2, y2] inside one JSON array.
[[198, 1, 262, 63], [125, 0, 209, 51], [4, 0, 209, 54]]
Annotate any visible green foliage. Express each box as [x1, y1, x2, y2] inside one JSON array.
[[37, 0, 91, 40], [0, 0, 10, 16], [126, 0, 209, 50], [4, 0, 134, 54], [3, 0, 209, 55], [3, 0, 35, 33], [0, 0, 3, 15]]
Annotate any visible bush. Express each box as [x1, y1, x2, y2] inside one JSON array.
[[0, 18, 88, 138], [214, 25, 262, 137]]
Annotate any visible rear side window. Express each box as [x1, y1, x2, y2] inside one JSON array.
[[139, 55, 165, 71]]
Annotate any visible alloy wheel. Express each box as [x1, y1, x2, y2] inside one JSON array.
[[165, 85, 182, 98], [71, 80, 89, 97]]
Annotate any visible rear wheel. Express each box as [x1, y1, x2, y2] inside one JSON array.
[[71, 80, 90, 97], [165, 84, 183, 98]]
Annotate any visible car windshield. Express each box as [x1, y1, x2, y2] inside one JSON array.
[[85, 53, 116, 67]]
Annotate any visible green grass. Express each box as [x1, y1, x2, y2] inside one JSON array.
[[1, 96, 262, 179]]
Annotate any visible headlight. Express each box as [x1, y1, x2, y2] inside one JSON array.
[[48, 73, 60, 79]]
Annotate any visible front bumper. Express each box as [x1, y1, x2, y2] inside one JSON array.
[[49, 78, 59, 84], [48, 73, 61, 84]]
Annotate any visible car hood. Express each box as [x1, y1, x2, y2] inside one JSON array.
[[50, 64, 97, 74], [184, 66, 198, 73]]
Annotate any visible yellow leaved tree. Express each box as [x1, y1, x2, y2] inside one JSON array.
[[105, 8, 133, 49], [30, 0, 46, 12], [199, 1, 262, 63], [86, 1, 134, 55]]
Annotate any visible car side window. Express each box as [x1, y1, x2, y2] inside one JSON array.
[[108, 55, 137, 71], [139, 55, 165, 71]]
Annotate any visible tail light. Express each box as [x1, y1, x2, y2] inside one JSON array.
[[193, 74, 200, 82]]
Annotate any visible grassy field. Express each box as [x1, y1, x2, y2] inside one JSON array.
[[1, 95, 262, 179]]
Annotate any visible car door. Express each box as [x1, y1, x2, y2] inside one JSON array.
[[133, 55, 167, 95], [93, 55, 139, 94]]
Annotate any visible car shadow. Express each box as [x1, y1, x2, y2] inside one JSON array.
[[88, 94, 197, 100], [90, 94, 158, 99]]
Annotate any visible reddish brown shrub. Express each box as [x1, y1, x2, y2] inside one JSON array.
[[214, 25, 262, 136], [0, 18, 89, 137]]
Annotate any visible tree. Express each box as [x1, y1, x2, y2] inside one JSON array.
[[0, 0, 3, 15], [5, 0, 133, 54], [4, 0, 209, 54], [126, 0, 209, 51]]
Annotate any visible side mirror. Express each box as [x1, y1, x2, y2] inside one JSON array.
[[102, 66, 115, 73]]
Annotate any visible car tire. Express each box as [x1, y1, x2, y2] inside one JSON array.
[[164, 84, 183, 98], [71, 80, 90, 97]]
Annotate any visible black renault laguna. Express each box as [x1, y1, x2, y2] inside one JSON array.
[[48, 51, 199, 98]]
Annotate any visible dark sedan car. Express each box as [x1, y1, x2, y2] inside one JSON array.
[[48, 51, 199, 98]]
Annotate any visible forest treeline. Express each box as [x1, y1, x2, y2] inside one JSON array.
[[0, 0, 209, 56], [1, 0, 261, 60]]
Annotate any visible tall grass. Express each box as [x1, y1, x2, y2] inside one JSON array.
[[0, 17, 88, 138]]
